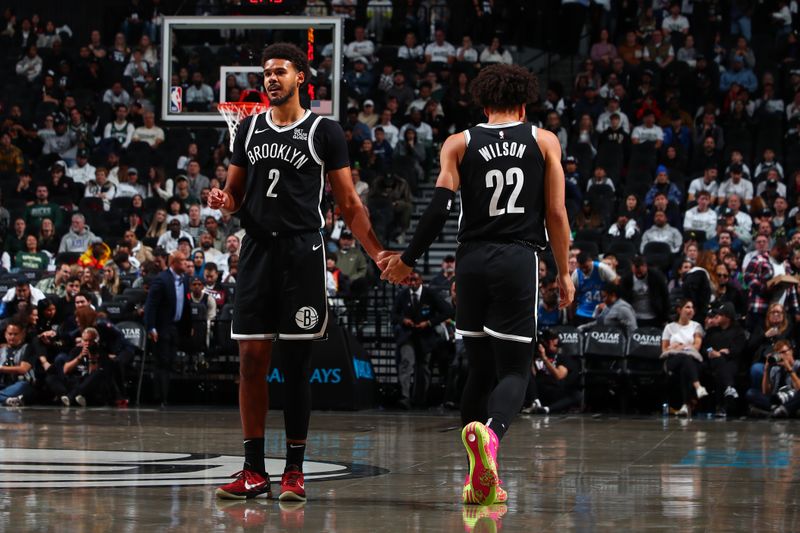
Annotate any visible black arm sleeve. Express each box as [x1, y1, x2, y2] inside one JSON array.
[[399, 187, 455, 267]]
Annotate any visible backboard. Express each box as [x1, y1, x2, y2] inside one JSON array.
[[159, 16, 343, 124]]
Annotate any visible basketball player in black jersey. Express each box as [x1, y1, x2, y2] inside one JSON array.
[[209, 43, 386, 501], [380, 64, 575, 506]]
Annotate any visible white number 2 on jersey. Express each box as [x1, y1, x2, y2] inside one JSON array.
[[485, 167, 525, 217], [266, 168, 280, 198]]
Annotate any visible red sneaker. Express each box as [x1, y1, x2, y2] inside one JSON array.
[[215, 470, 272, 500], [279, 470, 306, 502]]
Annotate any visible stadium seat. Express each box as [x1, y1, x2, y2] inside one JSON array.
[[549, 326, 583, 358], [625, 327, 664, 378], [582, 325, 627, 410]]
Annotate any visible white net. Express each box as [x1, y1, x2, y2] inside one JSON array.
[[218, 102, 269, 151]]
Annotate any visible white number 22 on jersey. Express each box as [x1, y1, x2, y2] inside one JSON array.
[[266, 168, 280, 198], [485, 167, 525, 217]]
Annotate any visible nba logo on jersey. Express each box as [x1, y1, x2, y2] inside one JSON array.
[[499, 130, 505, 139], [295, 306, 319, 330], [169, 86, 183, 113]]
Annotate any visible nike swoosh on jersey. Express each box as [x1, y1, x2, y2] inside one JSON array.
[[254, 128, 270, 134], [312, 243, 323, 251]]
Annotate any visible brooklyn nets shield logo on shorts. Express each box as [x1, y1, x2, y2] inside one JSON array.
[[295, 306, 319, 330]]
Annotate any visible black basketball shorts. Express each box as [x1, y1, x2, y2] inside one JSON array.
[[454, 241, 538, 344], [232, 231, 328, 341]]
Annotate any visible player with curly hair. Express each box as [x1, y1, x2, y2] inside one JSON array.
[[210, 43, 386, 501], [379, 64, 574, 505]]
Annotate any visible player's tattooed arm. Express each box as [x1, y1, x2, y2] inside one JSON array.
[[328, 166, 385, 262], [209, 164, 247, 214]]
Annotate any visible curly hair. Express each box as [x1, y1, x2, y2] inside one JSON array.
[[470, 64, 538, 111], [261, 42, 309, 83]]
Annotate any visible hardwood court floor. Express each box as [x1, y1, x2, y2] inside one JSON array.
[[0, 408, 798, 532]]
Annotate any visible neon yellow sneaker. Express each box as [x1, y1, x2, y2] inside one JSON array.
[[461, 421, 499, 506]]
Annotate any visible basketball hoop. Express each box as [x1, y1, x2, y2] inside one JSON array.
[[218, 100, 270, 151]]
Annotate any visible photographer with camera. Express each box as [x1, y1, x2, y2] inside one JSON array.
[[0, 320, 37, 407], [57, 326, 114, 407], [746, 339, 800, 417], [521, 329, 581, 415]]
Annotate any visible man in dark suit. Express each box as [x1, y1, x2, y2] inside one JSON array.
[[144, 251, 190, 406], [392, 271, 452, 408], [620, 255, 670, 327]]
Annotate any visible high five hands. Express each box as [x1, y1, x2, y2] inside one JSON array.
[[377, 250, 413, 285]]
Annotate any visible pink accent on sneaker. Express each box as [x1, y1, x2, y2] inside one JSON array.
[[462, 422, 499, 506]]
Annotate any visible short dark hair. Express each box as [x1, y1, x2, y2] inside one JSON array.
[[470, 64, 538, 111], [204, 262, 218, 273], [577, 251, 593, 265], [261, 42, 309, 83]]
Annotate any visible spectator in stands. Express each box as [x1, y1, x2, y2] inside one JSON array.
[[480, 36, 513, 65], [643, 29, 674, 69], [430, 254, 456, 294], [392, 271, 452, 409], [344, 57, 374, 99], [37, 262, 72, 297], [398, 31, 424, 62], [84, 167, 116, 211], [714, 263, 747, 319], [144, 251, 189, 406], [744, 239, 789, 327], [687, 166, 720, 204], [157, 219, 193, 253], [683, 190, 717, 240], [640, 210, 683, 253], [42, 113, 78, 163], [345, 25, 375, 62], [5, 218, 27, 260], [78, 238, 111, 269], [24, 183, 62, 234], [580, 282, 637, 335], [15, 44, 42, 82], [68, 148, 95, 184], [0, 276, 45, 319], [184, 160, 209, 200], [621, 255, 669, 327], [103, 104, 135, 151], [720, 55, 757, 93], [572, 251, 618, 325], [58, 213, 95, 254], [0, 131, 24, 174], [590, 28, 618, 70], [185, 72, 214, 111], [132, 111, 164, 147], [661, 299, 708, 416], [202, 262, 226, 309], [0, 320, 36, 407], [15, 234, 48, 270], [424, 28, 455, 65], [645, 166, 682, 206], [631, 109, 664, 148], [703, 302, 745, 416], [718, 165, 753, 207], [522, 328, 581, 415]]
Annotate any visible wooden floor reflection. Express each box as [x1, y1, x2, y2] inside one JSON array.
[[1, 408, 798, 531]]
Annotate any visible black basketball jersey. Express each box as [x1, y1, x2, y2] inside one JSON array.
[[457, 121, 547, 247], [230, 109, 350, 234]]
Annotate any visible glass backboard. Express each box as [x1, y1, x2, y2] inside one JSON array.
[[160, 16, 343, 124]]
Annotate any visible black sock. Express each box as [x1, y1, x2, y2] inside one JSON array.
[[243, 438, 265, 474], [286, 442, 306, 472]]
